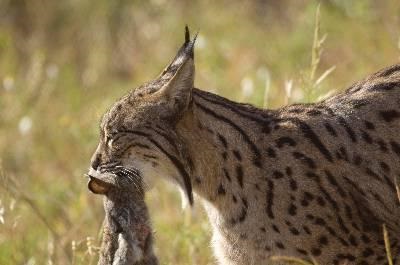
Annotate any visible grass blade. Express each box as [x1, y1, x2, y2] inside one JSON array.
[[383, 224, 394, 265], [270, 255, 316, 265]]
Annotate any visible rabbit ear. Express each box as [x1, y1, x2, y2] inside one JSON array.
[[87, 176, 112, 195], [87, 171, 122, 194]]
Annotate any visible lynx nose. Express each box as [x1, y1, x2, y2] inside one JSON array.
[[91, 153, 102, 170]]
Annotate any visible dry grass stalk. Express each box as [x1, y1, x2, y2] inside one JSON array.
[[270, 255, 318, 265], [383, 224, 394, 265], [0, 164, 70, 262]]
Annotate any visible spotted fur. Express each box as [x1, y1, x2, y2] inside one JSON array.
[[88, 28, 400, 264]]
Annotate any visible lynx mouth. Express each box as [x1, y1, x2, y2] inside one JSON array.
[[86, 165, 145, 195]]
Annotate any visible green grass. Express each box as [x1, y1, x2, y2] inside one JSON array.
[[0, 1, 400, 264]]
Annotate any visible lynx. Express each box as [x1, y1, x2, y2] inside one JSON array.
[[87, 27, 400, 264]]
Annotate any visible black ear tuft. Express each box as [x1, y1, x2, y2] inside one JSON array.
[[185, 25, 190, 44], [183, 25, 198, 59]]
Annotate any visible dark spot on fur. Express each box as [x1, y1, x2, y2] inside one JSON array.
[[339, 147, 349, 161], [306, 109, 322, 116], [361, 130, 373, 144], [324, 122, 338, 137], [349, 234, 358, 246], [390, 140, 400, 157], [380, 110, 400, 122], [241, 197, 248, 209], [289, 178, 298, 191], [238, 208, 247, 222], [275, 242, 285, 249], [272, 170, 284, 179], [288, 203, 297, 216], [266, 147, 276, 158], [335, 254, 356, 261], [223, 168, 231, 182], [377, 139, 388, 152], [364, 120, 375, 130], [319, 235, 328, 245], [353, 154, 362, 166], [276, 137, 297, 148], [303, 225, 311, 235], [290, 227, 300, 235], [235, 165, 244, 187], [380, 161, 390, 172], [217, 184, 226, 195], [296, 248, 308, 255], [232, 195, 238, 203], [362, 248, 374, 257], [272, 224, 280, 233], [262, 125, 271, 134], [315, 217, 326, 226], [293, 152, 316, 169], [217, 133, 228, 148], [311, 248, 322, 256], [266, 180, 274, 219], [232, 150, 242, 161], [316, 196, 326, 206]]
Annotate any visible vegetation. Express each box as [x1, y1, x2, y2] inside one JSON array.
[[0, 1, 399, 264]]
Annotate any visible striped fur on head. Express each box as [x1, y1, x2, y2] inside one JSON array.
[[87, 26, 197, 205]]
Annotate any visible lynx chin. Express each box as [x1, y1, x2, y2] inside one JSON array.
[[88, 27, 400, 265]]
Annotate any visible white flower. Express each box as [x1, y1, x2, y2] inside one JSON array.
[[256, 67, 269, 80], [19, 116, 33, 135], [46, 64, 59, 80], [9, 199, 16, 211], [25, 257, 36, 265], [284, 79, 293, 99], [240, 76, 254, 98], [0, 201, 4, 224], [3, 76, 14, 91], [196, 35, 207, 50]]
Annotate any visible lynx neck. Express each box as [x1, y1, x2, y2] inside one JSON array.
[[176, 88, 276, 206]]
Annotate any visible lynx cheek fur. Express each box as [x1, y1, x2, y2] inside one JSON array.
[[88, 27, 400, 264]]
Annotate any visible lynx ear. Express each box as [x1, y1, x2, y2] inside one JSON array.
[[157, 26, 197, 112]]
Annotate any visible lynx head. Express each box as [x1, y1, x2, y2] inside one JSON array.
[[87, 27, 197, 205]]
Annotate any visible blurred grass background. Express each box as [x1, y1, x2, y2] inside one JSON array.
[[0, 1, 399, 264]]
